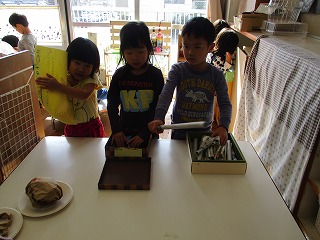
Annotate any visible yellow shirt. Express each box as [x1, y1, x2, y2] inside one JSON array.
[[69, 73, 102, 124]]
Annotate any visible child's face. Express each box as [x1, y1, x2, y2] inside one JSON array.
[[69, 59, 93, 82], [182, 34, 213, 70], [13, 24, 24, 34], [123, 47, 148, 70]]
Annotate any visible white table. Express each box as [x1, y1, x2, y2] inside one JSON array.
[[0, 137, 306, 240]]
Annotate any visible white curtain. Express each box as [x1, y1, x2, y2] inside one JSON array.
[[234, 37, 320, 211], [207, 0, 223, 22]]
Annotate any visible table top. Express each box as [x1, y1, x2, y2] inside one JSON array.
[[0, 137, 306, 240]]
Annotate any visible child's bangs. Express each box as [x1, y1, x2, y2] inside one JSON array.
[[122, 37, 145, 50], [72, 50, 94, 65], [78, 56, 94, 65]]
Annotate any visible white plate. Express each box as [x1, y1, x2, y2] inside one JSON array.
[[17, 181, 73, 217], [0, 207, 23, 238]]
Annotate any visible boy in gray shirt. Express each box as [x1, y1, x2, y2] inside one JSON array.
[[148, 17, 232, 145], [9, 13, 37, 64]]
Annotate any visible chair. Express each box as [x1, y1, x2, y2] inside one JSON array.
[[0, 51, 45, 184], [104, 20, 172, 87]]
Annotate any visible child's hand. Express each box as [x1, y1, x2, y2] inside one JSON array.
[[112, 132, 126, 147], [127, 135, 144, 148], [148, 120, 164, 134], [36, 73, 60, 90], [212, 126, 228, 146]]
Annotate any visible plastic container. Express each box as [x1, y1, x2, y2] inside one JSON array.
[[261, 20, 308, 36], [267, 0, 303, 23]]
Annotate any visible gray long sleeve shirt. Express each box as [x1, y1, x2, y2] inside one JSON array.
[[19, 33, 37, 64], [154, 62, 232, 139]]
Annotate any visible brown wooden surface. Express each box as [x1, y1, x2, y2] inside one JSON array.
[[98, 157, 151, 190]]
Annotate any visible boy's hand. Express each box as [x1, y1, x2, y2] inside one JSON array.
[[212, 126, 228, 146], [148, 120, 164, 134], [36, 73, 60, 90], [112, 131, 126, 147], [127, 135, 144, 148]]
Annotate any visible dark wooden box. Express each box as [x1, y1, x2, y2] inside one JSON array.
[[98, 157, 151, 190]]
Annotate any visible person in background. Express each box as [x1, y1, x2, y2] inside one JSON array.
[[97, 87, 108, 111], [0, 39, 15, 57], [36, 37, 106, 137], [213, 19, 230, 38], [9, 13, 37, 63], [2, 35, 19, 50], [207, 28, 239, 127], [97, 88, 108, 101], [148, 17, 232, 146], [107, 21, 164, 148], [208, 28, 239, 73]]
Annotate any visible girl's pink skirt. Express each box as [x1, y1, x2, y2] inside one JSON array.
[[64, 117, 106, 137]]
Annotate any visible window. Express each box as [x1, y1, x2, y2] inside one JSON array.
[[70, 0, 207, 41], [68, 0, 207, 77], [0, 0, 65, 48], [192, 0, 206, 9], [164, 0, 185, 3]]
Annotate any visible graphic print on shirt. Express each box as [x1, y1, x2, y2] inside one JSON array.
[[186, 90, 210, 103], [178, 78, 215, 122], [120, 89, 154, 112], [73, 99, 89, 122]]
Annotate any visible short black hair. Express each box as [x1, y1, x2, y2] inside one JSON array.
[[66, 37, 100, 78], [181, 17, 215, 45], [9, 13, 29, 27], [119, 21, 153, 65], [214, 28, 239, 56], [213, 19, 230, 37], [2, 35, 19, 48]]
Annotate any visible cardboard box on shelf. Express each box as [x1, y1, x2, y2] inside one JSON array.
[[186, 132, 247, 174], [234, 13, 267, 31]]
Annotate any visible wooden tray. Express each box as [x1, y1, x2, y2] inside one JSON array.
[[98, 157, 151, 190]]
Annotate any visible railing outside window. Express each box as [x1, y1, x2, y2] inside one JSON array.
[[1, 0, 207, 83], [71, 0, 207, 48], [0, 4, 63, 47]]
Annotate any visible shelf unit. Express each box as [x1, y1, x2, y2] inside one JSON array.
[[104, 20, 172, 87], [297, 143, 320, 240]]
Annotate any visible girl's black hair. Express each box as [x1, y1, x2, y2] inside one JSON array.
[[213, 19, 230, 38], [118, 21, 153, 65], [213, 28, 239, 59], [181, 17, 216, 45], [66, 37, 100, 78]]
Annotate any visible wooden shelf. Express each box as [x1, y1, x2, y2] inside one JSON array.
[[301, 178, 320, 240], [310, 178, 320, 196], [299, 217, 320, 240]]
